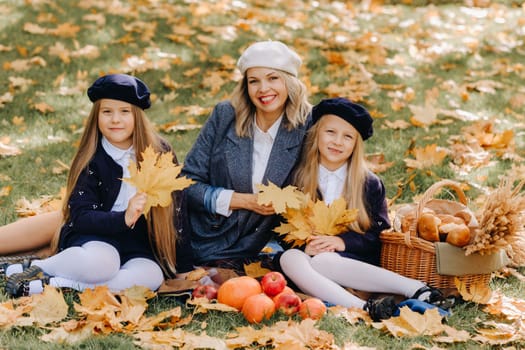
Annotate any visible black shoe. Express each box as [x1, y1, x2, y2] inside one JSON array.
[[364, 296, 397, 322], [412, 285, 455, 310], [5, 265, 45, 298]]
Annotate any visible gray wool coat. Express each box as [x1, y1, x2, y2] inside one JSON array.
[[181, 101, 310, 264]]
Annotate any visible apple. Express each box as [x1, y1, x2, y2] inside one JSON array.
[[272, 286, 295, 303], [192, 284, 218, 300], [299, 297, 327, 320], [274, 292, 302, 316], [260, 271, 287, 297]]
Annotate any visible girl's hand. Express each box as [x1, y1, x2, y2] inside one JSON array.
[[305, 235, 345, 255], [125, 192, 147, 228], [230, 192, 275, 216]]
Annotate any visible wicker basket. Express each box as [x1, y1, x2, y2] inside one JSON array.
[[380, 180, 492, 291]]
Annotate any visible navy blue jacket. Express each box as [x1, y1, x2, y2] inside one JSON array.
[[59, 141, 194, 274], [336, 172, 391, 266], [276, 172, 391, 267], [182, 101, 310, 264]]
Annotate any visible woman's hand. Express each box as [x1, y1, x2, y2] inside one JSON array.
[[304, 235, 345, 256], [125, 192, 147, 228], [229, 192, 275, 216]]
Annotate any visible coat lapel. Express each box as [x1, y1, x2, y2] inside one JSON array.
[[224, 127, 253, 193], [264, 122, 306, 187]]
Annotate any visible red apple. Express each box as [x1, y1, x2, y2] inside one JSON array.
[[260, 271, 287, 297], [274, 292, 302, 316], [299, 297, 327, 320], [272, 286, 295, 303], [192, 284, 218, 300]]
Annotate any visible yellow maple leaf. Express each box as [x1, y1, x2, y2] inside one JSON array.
[[256, 182, 305, 214], [275, 197, 358, 247], [32, 102, 55, 114], [123, 145, 194, 216], [404, 144, 448, 169], [244, 261, 271, 278], [409, 103, 439, 127], [454, 277, 492, 304], [26, 286, 68, 326], [382, 307, 445, 337], [310, 198, 359, 235]]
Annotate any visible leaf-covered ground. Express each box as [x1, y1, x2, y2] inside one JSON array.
[[0, 0, 524, 349]]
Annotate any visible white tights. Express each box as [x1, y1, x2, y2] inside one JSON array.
[[279, 249, 426, 308], [31, 241, 164, 293]]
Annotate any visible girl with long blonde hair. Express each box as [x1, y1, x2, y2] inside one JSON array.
[[279, 97, 453, 321], [4, 74, 193, 297]]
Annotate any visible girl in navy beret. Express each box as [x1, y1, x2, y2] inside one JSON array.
[[278, 97, 452, 321], [3, 74, 193, 297]]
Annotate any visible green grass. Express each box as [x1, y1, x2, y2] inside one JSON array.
[[0, 0, 524, 348]]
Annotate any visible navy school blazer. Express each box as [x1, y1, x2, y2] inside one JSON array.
[[58, 140, 194, 275]]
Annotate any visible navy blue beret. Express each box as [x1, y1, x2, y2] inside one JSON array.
[[87, 74, 151, 110], [312, 97, 373, 140]]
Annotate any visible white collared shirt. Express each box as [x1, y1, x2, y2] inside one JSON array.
[[101, 136, 137, 211], [318, 164, 347, 205], [215, 115, 283, 217]]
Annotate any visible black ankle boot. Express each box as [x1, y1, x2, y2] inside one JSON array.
[[412, 285, 455, 310], [364, 296, 397, 322]]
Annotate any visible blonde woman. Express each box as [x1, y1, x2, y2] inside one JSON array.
[[182, 40, 311, 274], [4, 74, 193, 297]]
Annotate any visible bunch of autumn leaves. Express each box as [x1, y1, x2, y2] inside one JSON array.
[[465, 176, 525, 266], [257, 182, 359, 246]]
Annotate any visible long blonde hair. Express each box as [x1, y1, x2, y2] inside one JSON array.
[[230, 70, 311, 137], [51, 100, 178, 276], [292, 120, 371, 233]]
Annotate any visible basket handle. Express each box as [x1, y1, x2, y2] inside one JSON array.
[[405, 180, 468, 246]]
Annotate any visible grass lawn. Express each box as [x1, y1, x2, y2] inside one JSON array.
[[0, 0, 524, 349]]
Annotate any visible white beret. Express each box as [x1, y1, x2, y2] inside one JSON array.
[[237, 40, 302, 77]]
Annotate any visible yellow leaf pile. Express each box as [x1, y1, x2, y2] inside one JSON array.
[[257, 183, 358, 247], [122, 145, 194, 216]]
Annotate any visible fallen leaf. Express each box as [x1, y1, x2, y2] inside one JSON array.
[[25, 286, 68, 326], [0, 141, 20, 156], [244, 261, 271, 278], [454, 277, 492, 304], [381, 307, 445, 337], [404, 144, 448, 169]]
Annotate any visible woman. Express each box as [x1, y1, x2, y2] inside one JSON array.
[[181, 40, 312, 273]]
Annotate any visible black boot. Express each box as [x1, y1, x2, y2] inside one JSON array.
[[5, 265, 45, 298], [412, 285, 455, 310], [364, 296, 397, 322]]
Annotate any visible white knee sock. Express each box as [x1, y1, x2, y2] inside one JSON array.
[[280, 249, 367, 308], [280, 249, 429, 308], [310, 252, 426, 298], [32, 241, 121, 283], [47, 258, 164, 293]]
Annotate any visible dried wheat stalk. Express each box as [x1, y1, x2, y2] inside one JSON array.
[[464, 176, 525, 266]]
